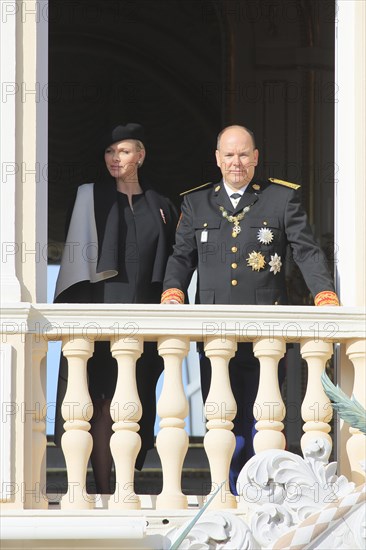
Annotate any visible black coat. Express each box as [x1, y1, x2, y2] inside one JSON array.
[[55, 179, 178, 303], [163, 179, 335, 304], [54, 179, 178, 467]]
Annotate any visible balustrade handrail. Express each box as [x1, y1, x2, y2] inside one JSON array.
[[1, 303, 365, 341]]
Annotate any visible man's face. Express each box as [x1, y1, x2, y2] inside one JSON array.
[[215, 128, 259, 190]]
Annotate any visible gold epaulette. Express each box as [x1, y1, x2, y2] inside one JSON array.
[[269, 177, 301, 190], [180, 182, 212, 196]]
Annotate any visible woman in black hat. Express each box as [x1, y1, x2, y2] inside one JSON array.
[[54, 123, 178, 494]]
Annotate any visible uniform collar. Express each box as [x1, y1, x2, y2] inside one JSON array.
[[214, 179, 260, 213], [223, 181, 249, 198]]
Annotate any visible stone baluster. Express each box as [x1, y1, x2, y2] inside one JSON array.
[[156, 337, 190, 510], [300, 339, 333, 453], [203, 336, 237, 509], [109, 335, 143, 510], [346, 339, 366, 485], [253, 338, 286, 452], [31, 337, 48, 509], [61, 337, 94, 510]]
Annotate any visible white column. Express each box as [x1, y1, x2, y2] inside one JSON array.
[[203, 337, 237, 509], [109, 336, 143, 510], [300, 339, 333, 453], [346, 339, 366, 486], [0, 2, 21, 301], [0, 1, 49, 302], [18, 0, 48, 301], [60, 338, 94, 510], [0, 344, 14, 502], [253, 338, 286, 452], [335, 0, 366, 478], [35, 0, 49, 301], [31, 338, 48, 509], [156, 337, 190, 510], [335, 0, 366, 306]]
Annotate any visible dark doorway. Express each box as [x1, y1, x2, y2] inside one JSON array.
[[48, 0, 225, 251], [46, 0, 337, 481], [48, 0, 336, 293]]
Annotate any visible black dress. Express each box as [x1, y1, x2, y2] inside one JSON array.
[[88, 192, 162, 402]]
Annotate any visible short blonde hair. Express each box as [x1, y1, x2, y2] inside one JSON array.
[[134, 139, 145, 167], [134, 139, 145, 152]]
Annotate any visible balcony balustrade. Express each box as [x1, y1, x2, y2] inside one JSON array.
[[1, 304, 365, 513]]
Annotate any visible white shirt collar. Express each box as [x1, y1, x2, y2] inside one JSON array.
[[223, 181, 249, 207]]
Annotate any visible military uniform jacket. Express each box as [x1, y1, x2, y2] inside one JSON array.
[[163, 179, 335, 305]]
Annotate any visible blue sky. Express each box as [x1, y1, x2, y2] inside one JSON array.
[[46, 265, 62, 434]]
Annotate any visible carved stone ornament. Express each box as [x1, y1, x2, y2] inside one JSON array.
[[236, 439, 358, 549], [162, 440, 365, 549], [165, 511, 258, 549]]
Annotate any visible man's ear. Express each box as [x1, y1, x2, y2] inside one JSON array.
[[215, 149, 220, 168], [254, 149, 259, 166]]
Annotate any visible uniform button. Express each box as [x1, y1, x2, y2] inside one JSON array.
[[263, 221, 268, 225], [231, 246, 238, 253], [231, 263, 238, 269], [203, 222, 208, 227], [231, 279, 238, 286], [274, 301, 278, 305]]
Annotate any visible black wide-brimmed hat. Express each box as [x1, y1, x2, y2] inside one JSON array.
[[101, 123, 145, 150]]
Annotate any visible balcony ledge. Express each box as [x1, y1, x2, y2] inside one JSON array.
[[1, 303, 365, 340], [0, 511, 147, 541]]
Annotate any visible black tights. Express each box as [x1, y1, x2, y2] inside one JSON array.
[[89, 398, 114, 494]]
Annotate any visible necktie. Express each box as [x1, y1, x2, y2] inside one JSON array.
[[230, 193, 241, 200]]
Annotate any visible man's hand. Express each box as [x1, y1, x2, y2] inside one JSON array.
[[161, 288, 185, 304], [314, 291, 340, 306]]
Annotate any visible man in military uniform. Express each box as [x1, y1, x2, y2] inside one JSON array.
[[161, 124, 339, 493]]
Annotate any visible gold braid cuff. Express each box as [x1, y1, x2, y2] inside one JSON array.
[[161, 288, 185, 304], [314, 291, 340, 306]]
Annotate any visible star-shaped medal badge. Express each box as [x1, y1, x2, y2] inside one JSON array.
[[269, 253, 282, 274], [257, 227, 274, 245], [246, 251, 266, 271]]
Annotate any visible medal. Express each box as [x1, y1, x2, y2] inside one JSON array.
[[257, 227, 274, 244], [232, 221, 241, 237], [269, 253, 282, 274], [246, 251, 266, 271], [220, 205, 251, 235]]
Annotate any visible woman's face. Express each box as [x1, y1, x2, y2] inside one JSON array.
[[104, 139, 145, 180]]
